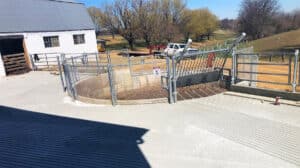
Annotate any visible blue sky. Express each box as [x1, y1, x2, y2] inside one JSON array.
[[79, 0, 300, 19]]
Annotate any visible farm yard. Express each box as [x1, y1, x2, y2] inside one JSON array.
[[1, 0, 300, 167], [1, 71, 300, 168], [96, 33, 300, 94]]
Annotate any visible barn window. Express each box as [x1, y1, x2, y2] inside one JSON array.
[[43, 36, 60, 48], [73, 34, 85, 45]]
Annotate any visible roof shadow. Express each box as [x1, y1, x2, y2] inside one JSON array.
[[0, 106, 150, 168]]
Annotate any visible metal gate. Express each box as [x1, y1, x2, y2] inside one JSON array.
[[163, 33, 246, 103], [232, 50, 299, 93]]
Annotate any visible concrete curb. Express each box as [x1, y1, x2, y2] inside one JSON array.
[[77, 95, 168, 105], [224, 91, 300, 107]]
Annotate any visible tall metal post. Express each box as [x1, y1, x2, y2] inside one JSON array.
[[127, 49, 133, 76], [288, 55, 292, 84], [57, 55, 65, 91], [64, 64, 76, 100], [231, 48, 236, 85], [45, 54, 49, 70], [107, 51, 117, 106], [299, 53, 300, 85], [166, 57, 173, 104], [292, 49, 299, 93], [172, 55, 177, 103], [249, 55, 254, 87], [95, 52, 100, 75], [71, 56, 75, 66], [29, 54, 35, 71]]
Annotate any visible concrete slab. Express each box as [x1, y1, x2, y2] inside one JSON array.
[[0, 72, 300, 168]]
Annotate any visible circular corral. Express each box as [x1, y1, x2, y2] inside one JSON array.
[[75, 68, 169, 105]]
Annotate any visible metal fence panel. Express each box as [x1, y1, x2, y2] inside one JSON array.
[[236, 54, 258, 87], [58, 51, 171, 105], [233, 50, 299, 93]]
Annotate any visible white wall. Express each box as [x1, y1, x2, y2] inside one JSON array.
[[0, 52, 6, 77], [24, 30, 98, 55], [0, 30, 98, 71]]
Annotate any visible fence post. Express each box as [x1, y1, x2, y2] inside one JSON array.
[[57, 55, 66, 92], [127, 49, 133, 76], [64, 64, 76, 100], [95, 53, 100, 75], [299, 52, 300, 85], [71, 56, 79, 82], [249, 55, 254, 87], [166, 56, 173, 104], [288, 55, 292, 84], [107, 51, 117, 106], [171, 55, 177, 103], [292, 49, 299, 93], [29, 54, 36, 71], [231, 48, 236, 85], [45, 54, 49, 70]]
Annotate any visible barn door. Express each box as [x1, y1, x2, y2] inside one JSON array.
[[0, 36, 30, 75]]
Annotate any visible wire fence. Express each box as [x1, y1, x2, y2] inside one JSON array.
[[163, 33, 247, 103], [50, 34, 247, 105], [58, 50, 169, 105], [28, 33, 300, 105]]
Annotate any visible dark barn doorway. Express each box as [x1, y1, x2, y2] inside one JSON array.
[[0, 35, 30, 75]]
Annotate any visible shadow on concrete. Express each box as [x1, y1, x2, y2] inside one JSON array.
[[0, 106, 150, 168]]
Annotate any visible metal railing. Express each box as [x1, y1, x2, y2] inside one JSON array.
[[60, 52, 112, 102], [232, 50, 299, 92], [163, 33, 246, 103], [58, 50, 169, 106], [29, 52, 100, 71]]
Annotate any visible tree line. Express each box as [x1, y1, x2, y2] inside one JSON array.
[[222, 0, 300, 40], [88, 0, 219, 49]]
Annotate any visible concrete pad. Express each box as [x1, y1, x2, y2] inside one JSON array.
[[0, 71, 300, 168]]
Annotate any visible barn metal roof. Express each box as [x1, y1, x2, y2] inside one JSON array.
[[0, 0, 95, 33]]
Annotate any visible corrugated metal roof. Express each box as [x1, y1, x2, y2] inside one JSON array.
[[0, 0, 95, 33]]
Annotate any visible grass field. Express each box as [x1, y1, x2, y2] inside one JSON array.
[[248, 29, 300, 52]]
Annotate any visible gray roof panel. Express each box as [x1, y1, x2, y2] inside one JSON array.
[[0, 0, 95, 33]]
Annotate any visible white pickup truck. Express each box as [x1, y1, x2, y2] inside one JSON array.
[[164, 41, 198, 56]]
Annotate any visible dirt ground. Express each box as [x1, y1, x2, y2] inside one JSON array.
[[76, 73, 225, 101]]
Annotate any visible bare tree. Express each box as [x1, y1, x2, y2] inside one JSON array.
[[274, 10, 300, 33], [220, 19, 237, 31], [238, 0, 280, 40], [87, 7, 102, 33], [159, 0, 186, 42], [104, 0, 140, 50], [133, 0, 160, 46], [99, 5, 118, 39]]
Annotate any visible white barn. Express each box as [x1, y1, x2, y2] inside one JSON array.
[[0, 0, 97, 76]]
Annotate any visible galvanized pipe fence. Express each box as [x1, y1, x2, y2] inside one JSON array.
[[232, 50, 299, 93], [32, 33, 295, 105], [53, 51, 168, 106], [163, 33, 247, 103]]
